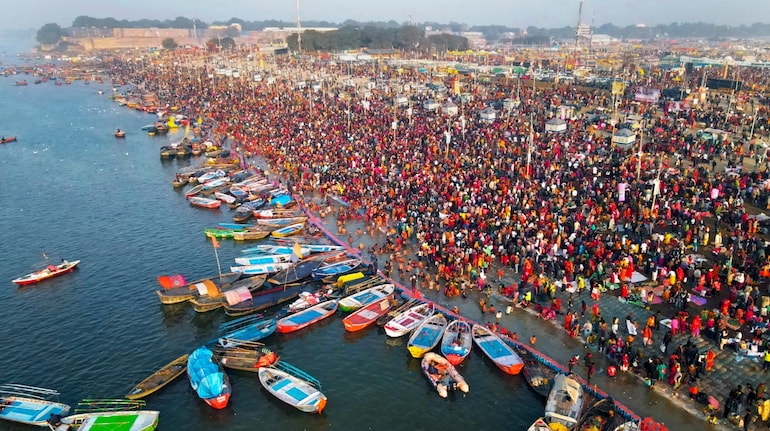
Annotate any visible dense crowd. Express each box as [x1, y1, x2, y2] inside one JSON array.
[[111, 51, 770, 425]]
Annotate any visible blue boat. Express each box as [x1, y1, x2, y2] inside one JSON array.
[[276, 300, 338, 333], [230, 262, 293, 275], [312, 258, 362, 278], [217, 316, 277, 348], [440, 319, 473, 365], [270, 194, 292, 206], [218, 222, 254, 230], [407, 313, 448, 358], [234, 254, 294, 266], [258, 362, 326, 414], [187, 347, 231, 409], [0, 384, 71, 427]]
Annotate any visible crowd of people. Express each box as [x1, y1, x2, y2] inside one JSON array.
[[109, 50, 770, 425]]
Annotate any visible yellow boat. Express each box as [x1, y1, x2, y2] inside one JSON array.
[[124, 354, 189, 400]]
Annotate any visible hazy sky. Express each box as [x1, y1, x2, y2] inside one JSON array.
[[7, 0, 767, 30]]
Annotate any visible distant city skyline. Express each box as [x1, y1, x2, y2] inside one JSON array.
[[7, 0, 767, 30]]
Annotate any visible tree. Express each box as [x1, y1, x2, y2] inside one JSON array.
[[207, 37, 236, 51], [36, 23, 65, 45], [162, 37, 178, 50], [223, 26, 241, 38]]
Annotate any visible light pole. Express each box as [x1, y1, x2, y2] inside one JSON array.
[[636, 119, 646, 181]]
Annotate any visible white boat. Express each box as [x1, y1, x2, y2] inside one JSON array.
[[197, 169, 226, 183], [230, 262, 294, 275], [242, 245, 311, 256], [214, 191, 236, 204], [53, 410, 159, 431], [0, 384, 70, 426], [258, 363, 327, 414], [202, 177, 228, 190], [288, 290, 333, 313], [526, 417, 551, 431], [544, 374, 584, 431], [234, 254, 294, 266], [338, 283, 394, 312], [384, 302, 435, 337]]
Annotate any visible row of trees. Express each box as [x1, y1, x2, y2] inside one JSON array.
[[66, 15, 770, 41], [285, 26, 468, 53]]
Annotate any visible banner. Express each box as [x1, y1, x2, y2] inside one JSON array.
[[634, 87, 660, 103], [618, 182, 626, 202], [611, 81, 625, 95]]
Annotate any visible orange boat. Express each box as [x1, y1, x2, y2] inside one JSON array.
[[1, 136, 17, 144]]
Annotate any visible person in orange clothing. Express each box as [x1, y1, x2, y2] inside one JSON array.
[[705, 349, 716, 372]]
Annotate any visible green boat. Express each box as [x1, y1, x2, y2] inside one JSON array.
[[53, 410, 159, 431], [203, 228, 244, 239]]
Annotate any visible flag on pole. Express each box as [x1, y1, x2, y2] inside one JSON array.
[[208, 233, 220, 249]]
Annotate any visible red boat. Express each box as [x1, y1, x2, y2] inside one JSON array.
[[15, 80, 27, 86], [189, 196, 221, 209], [343, 295, 393, 332], [276, 300, 338, 333], [0, 136, 17, 144], [12, 260, 81, 285]]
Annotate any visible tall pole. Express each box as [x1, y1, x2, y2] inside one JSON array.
[[296, 0, 302, 54], [636, 120, 644, 181]]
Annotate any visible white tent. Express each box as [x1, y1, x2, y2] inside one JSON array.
[[479, 107, 496, 122], [545, 117, 567, 133], [393, 94, 408, 107], [423, 99, 439, 111], [612, 128, 636, 150], [442, 99, 458, 116]]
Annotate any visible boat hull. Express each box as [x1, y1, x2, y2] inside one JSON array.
[[276, 301, 338, 333], [12, 260, 80, 285], [343, 296, 393, 332], [125, 354, 189, 400]]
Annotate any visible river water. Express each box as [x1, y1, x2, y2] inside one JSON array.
[[0, 38, 698, 431]]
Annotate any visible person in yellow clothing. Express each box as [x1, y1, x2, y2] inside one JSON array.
[[763, 349, 770, 371]]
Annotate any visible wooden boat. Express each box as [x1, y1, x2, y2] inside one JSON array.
[[277, 300, 338, 333], [527, 418, 552, 431], [214, 191, 237, 204], [232, 230, 271, 241], [52, 410, 160, 431], [338, 283, 394, 312], [288, 290, 332, 313], [254, 209, 303, 219], [184, 184, 204, 198], [243, 244, 312, 256], [217, 222, 254, 230], [376, 298, 419, 327], [270, 222, 305, 238], [544, 374, 584, 431], [512, 343, 556, 399], [12, 259, 80, 286], [0, 136, 18, 144], [230, 262, 293, 275], [471, 324, 524, 375], [53, 410, 159, 431], [312, 258, 362, 279], [407, 313, 448, 358], [159, 146, 175, 158], [203, 228, 240, 239], [440, 319, 473, 365], [155, 272, 242, 305], [267, 259, 324, 285], [215, 346, 278, 372], [420, 352, 469, 398], [124, 354, 189, 400], [187, 347, 231, 409], [15, 80, 27, 86], [0, 384, 70, 426], [574, 397, 621, 431], [612, 421, 641, 431], [217, 316, 278, 347], [189, 196, 221, 209], [343, 295, 393, 332], [114, 129, 126, 138], [384, 302, 435, 338], [224, 283, 306, 317], [258, 362, 327, 414], [201, 178, 228, 191], [234, 254, 294, 266], [191, 275, 267, 313]]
